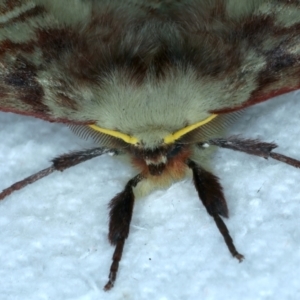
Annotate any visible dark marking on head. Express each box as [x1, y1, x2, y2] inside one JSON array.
[[129, 143, 189, 175], [148, 163, 166, 176], [131, 146, 168, 161]]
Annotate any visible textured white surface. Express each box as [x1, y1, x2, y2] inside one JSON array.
[[0, 92, 300, 300]]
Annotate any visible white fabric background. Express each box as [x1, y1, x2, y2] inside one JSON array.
[[0, 92, 299, 300]]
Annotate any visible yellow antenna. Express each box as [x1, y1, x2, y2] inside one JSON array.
[[89, 114, 217, 145], [89, 125, 139, 145], [164, 114, 218, 144]]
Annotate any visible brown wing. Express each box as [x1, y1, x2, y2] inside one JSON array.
[[164, 0, 300, 113], [1, 0, 300, 123], [0, 0, 95, 124]]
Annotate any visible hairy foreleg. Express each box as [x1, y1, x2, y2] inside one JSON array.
[[104, 174, 143, 291], [187, 160, 244, 261], [206, 137, 300, 168], [0, 147, 119, 200]]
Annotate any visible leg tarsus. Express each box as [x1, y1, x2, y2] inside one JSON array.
[[207, 137, 300, 168], [207, 137, 277, 158], [213, 214, 244, 262], [0, 147, 118, 200], [270, 152, 300, 168], [0, 166, 55, 200], [104, 240, 125, 291]]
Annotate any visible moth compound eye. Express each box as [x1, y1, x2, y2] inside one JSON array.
[[167, 144, 184, 158]]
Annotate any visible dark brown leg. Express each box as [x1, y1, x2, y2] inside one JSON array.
[[0, 147, 119, 200], [187, 160, 244, 261], [213, 215, 244, 261], [104, 174, 143, 291], [207, 137, 300, 168]]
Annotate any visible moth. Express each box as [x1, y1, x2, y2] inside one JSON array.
[[1, 0, 300, 291]]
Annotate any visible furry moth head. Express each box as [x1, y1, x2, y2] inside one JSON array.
[[1, 0, 300, 291]]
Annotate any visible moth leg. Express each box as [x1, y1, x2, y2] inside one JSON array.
[[207, 137, 300, 168], [187, 160, 244, 262], [104, 174, 143, 291], [0, 147, 119, 200]]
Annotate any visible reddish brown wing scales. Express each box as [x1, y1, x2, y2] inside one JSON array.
[[0, 1, 86, 123], [212, 14, 300, 113]]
